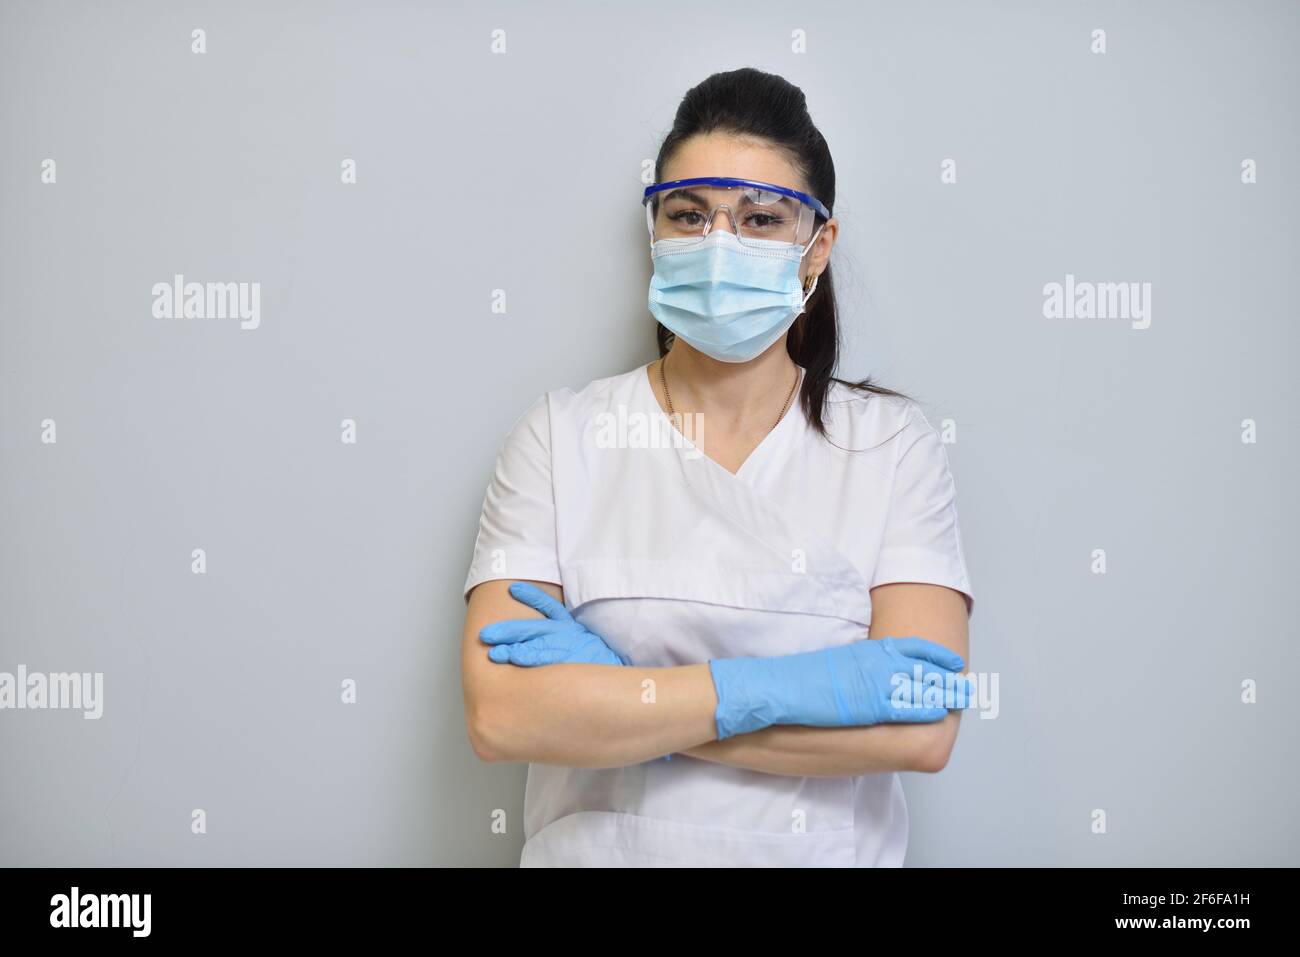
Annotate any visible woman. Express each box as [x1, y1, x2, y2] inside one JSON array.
[[460, 68, 975, 867]]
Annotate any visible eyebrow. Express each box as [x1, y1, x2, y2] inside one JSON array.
[[659, 187, 796, 208]]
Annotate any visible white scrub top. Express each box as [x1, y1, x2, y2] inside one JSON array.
[[463, 364, 974, 867]]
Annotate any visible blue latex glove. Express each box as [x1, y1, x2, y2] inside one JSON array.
[[708, 637, 976, 740], [479, 582, 630, 666]]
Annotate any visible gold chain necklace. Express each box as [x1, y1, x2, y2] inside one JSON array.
[[659, 354, 799, 435]]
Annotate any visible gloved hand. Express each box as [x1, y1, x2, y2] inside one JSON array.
[[479, 582, 629, 666], [708, 637, 976, 740]]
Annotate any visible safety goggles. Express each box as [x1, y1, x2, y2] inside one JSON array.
[[643, 176, 830, 250]]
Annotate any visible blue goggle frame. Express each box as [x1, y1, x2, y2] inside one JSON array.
[[642, 176, 831, 221]]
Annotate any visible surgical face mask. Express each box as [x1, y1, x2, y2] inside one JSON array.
[[647, 228, 821, 364]]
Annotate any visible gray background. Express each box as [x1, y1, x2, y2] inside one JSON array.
[[1, 0, 1296, 866]]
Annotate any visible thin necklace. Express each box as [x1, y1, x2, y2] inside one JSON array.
[[659, 353, 799, 435]]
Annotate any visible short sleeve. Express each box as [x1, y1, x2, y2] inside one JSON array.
[[869, 404, 975, 616], [463, 395, 562, 600]]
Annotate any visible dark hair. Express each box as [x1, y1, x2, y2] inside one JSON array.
[[651, 68, 909, 437]]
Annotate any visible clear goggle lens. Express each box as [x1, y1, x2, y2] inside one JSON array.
[[643, 179, 824, 248]]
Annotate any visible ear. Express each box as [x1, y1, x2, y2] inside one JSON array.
[[804, 217, 838, 275]]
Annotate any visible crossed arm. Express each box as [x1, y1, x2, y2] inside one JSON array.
[[461, 579, 970, 777]]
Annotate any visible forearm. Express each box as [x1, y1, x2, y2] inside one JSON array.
[[464, 580, 720, 766], [681, 711, 962, 777], [467, 655, 719, 768]]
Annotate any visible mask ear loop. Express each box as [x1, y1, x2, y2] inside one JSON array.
[[798, 219, 827, 309], [801, 272, 819, 301]]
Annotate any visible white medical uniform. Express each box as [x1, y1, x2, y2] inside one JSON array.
[[463, 364, 974, 867]]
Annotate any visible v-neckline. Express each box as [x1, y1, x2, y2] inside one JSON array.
[[637, 361, 804, 483]]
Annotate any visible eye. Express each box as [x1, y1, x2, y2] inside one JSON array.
[[743, 211, 784, 229], [667, 209, 706, 227]]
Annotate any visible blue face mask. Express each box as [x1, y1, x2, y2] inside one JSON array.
[[648, 229, 821, 363]]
